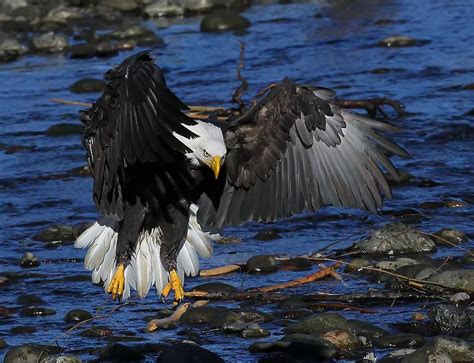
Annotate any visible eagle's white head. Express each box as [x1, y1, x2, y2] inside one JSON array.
[[173, 120, 227, 179]]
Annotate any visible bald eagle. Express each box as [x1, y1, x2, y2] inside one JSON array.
[[75, 51, 408, 302]]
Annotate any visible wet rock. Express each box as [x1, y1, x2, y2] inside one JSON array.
[[285, 313, 350, 334], [254, 229, 282, 241], [378, 35, 418, 47], [274, 309, 313, 320], [0, 276, 11, 287], [201, 10, 251, 32], [432, 228, 468, 245], [450, 292, 470, 306], [319, 329, 361, 351], [34, 224, 79, 242], [418, 200, 445, 210], [68, 43, 99, 58], [401, 336, 474, 363], [347, 319, 389, 340], [249, 341, 290, 353], [356, 224, 436, 255], [428, 269, 474, 291], [344, 257, 372, 272], [19, 252, 41, 268], [20, 306, 56, 317], [64, 309, 93, 324], [99, 0, 141, 11], [46, 123, 83, 136], [43, 6, 86, 25], [386, 263, 437, 290], [16, 294, 45, 306], [386, 170, 415, 185], [98, 343, 145, 361], [242, 327, 270, 338], [69, 165, 91, 176], [375, 333, 425, 349], [417, 178, 441, 187], [42, 355, 82, 363], [223, 322, 270, 338], [0, 338, 7, 349], [11, 325, 37, 335], [31, 32, 68, 53], [279, 257, 313, 271], [216, 236, 240, 244], [244, 255, 277, 273], [283, 334, 337, 360], [445, 199, 467, 208], [144, 1, 185, 17], [0, 37, 27, 62], [258, 352, 297, 362], [376, 257, 418, 271], [181, 306, 243, 327], [69, 78, 106, 93], [104, 25, 164, 47], [192, 282, 237, 293], [428, 304, 470, 334], [4, 344, 61, 363], [79, 325, 113, 338], [157, 342, 224, 363]]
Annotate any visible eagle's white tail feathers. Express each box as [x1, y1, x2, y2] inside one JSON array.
[[75, 205, 217, 299]]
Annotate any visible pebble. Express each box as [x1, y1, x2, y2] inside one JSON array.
[[31, 32, 68, 53], [79, 325, 113, 338], [432, 228, 468, 245], [99, 0, 141, 11], [375, 333, 425, 349], [69, 78, 106, 93], [192, 282, 237, 293], [428, 304, 471, 334], [428, 268, 474, 291], [285, 312, 350, 334], [216, 236, 241, 244], [347, 319, 389, 340], [378, 35, 419, 47], [16, 294, 45, 306], [20, 307, 56, 317], [449, 292, 471, 306], [19, 252, 41, 268], [144, 2, 185, 18], [244, 255, 278, 273], [180, 306, 243, 327], [319, 329, 362, 351], [10, 325, 37, 335], [242, 327, 270, 338], [33, 224, 79, 242], [0, 37, 27, 62], [98, 343, 145, 361], [157, 342, 224, 363], [201, 10, 251, 32], [356, 223, 437, 255], [4, 344, 61, 363], [42, 355, 82, 363], [64, 309, 93, 324], [254, 229, 282, 241], [103, 25, 164, 47], [46, 123, 83, 136]]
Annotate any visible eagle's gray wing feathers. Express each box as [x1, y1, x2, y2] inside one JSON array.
[[80, 51, 196, 218], [197, 79, 408, 228]]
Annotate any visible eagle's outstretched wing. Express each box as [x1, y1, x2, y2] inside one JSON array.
[[197, 79, 409, 228], [80, 51, 196, 218]]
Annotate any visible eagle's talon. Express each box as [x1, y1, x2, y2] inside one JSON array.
[[162, 270, 184, 304], [107, 264, 125, 301]]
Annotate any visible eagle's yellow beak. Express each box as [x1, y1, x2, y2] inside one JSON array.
[[210, 156, 221, 179]]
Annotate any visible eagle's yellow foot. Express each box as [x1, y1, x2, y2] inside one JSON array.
[[162, 270, 184, 304], [107, 264, 125, 301]]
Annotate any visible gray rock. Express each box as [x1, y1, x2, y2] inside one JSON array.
[[99, 0, 142, 11], [428, 269, 474, 291], [428, 304, 471, 334], [0, 37, 27, 62], [42, 6, 86, 25], [144, 1, 185, 17], [4, 344, 61, 363], [192, 282, 237, 293], [157, 342, 224, 363], [450, 292, 471, 306], [248, 341, 290, 353], [345, 257, 372, 272], [79, 325, 113, 338], [46, 123, 83, 136], [68, 43, 99, 59], [69, 78, 106, 93], [375, 333, 425, 349], [11, 326, 37, 335], [357, 224, 436, 255], [2, 0, 28, 11], [432, 228, 468, 245], [98, 343, 145, 361], [16, 294, 45, 306], [31, 32, 68, 53], [64, 309, 93, 324], [242, 327, 270, 338], [224, 321, 260, 333], [402, 336, 474, 363], [103, 25, 164, 47], [318, 329, 362, 351], [254, 229, 282, 241], [201, 10, 251, 32], [19, 252, 40, 268], [376, 257, 419, 271], [244, 255, 277, 273], [180, 0, 214, 12], [347, 319, 389, 340], [42, 356, 82, 363], [33, 224, 79, 242], [285, 313, 350, 334], [181, 306, 243, 327], [283, 334, 337, 360], [20, 306, 56, 317]]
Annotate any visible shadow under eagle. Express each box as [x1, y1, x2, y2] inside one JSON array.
[[75, 51, 409, 302]]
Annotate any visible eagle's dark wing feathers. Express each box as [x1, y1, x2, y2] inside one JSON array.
[[198, 78, 409, 228], [80, 51, 196, 218]]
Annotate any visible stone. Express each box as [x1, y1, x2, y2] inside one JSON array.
[[376, 257, 418, 271], [33, 224, 79, 242], [69, 78, 106, 93], [450, 292, 470, 306], [79, 325, 113, 338], [201, 10, 251, 32], [428, 269, 474, 291], [4, 344, 61, 363], [99, 0, 141, 11], [347, 319, 389, 340], [379, 35, 418, 47], [285, 313, 350, 334], [0, 37, 27, 62], [283, 334, 337, 360], [0, 338, 7, 349], [103, 25, 164, 47], [401, 336, 474, 363], [181, 306, 243, 327], [192, 282, 237, 293], [157, 342, 224, 362], [68, 43, 98, 59], [42, 355, 82, 363], [10, 325, 37, 335], [216, 236, 240, 244], [428, 304, 471, 334], [20, 307, 56, 317], [356, 224, 436, 255], [375, 333, 425, 349], [319, 329, 361, 351], [279, 257, 313, 271], [46, 123, 83, 136], [244, 255, 277, 273], [64, 309, 93, 324], [144, 1, 185, 17], [344, 257, 372, 272], [19, 252, 40, 268], [16, 294, 45, 306], [254, 229, 282, 241], [242, 327, 270, 338], [98, 343, 145, 361], [248, 341, 290, 353], [432, 228, 468, 245], [31, 32, 68, 53]]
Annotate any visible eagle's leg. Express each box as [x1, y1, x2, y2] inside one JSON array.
[[162, 270, 184, 302], [107, 264, 125, 300]]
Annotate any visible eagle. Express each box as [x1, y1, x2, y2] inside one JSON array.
[[75, 51, 408, 303]]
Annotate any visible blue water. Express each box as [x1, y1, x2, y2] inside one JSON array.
[[0, 0, 473, 361]]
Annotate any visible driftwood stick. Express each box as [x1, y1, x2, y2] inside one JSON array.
[[252, 262, 342, 293], [200, 264, 241, 277], [231, 41, 248, 113], [332, 97, 405, 118], [146, 302, 191, 332], [50, 98, 92, 107]]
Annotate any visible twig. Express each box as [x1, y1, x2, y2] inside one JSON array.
[[50, 98, 92, 107], [332, 97, 405, 118], [200, 264, 241, 277], [231, 41, 248, 113], [146, 302, 190, 332], [251, 262, 341, 293]]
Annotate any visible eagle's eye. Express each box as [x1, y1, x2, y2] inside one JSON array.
[[203, 149, 210, 158]]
